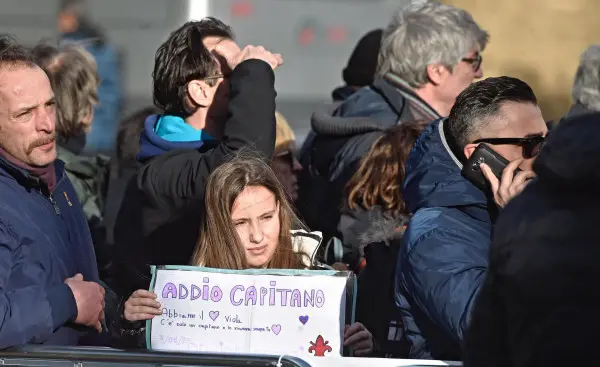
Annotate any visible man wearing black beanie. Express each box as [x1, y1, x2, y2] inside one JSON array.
[[332, 29, 383, 101]]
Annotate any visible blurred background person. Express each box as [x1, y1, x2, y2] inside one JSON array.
[[57, 0, 122, 153], [565, 45, 600, 119], [271, 111, 303, 202], [102, 106, 159, 248], [331, 29, 383, 102]]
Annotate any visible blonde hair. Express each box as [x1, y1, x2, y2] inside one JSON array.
[[191, 154, 308, 269], [275, 111, 296, 155]]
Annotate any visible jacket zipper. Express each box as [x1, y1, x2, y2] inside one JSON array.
[[45, 175, 66, 216], [48, 195, 61, 215]]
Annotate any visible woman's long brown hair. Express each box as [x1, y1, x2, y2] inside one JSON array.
[[345, 121, 425, 215], [191, 154, 308, 270]]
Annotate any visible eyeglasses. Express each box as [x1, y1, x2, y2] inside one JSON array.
[[274, 150, 295, 167], [462, 53, 483, 72], [202, 74, 225, 81], [474, 135, 546, 159]]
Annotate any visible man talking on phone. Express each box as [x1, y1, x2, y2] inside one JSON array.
[[394, 76, 547, 360]]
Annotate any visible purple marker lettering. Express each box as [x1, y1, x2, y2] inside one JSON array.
[[276, 289, 292, 306], [162, 282, 177, 298], [304, 290, 315, 307], [245, 286, 257, 306], [269, 281, 276, 305], [179, 284, 189, 299], [260, 287, 268, 305], [315, 289, 325, 308], [202, 277, 210, 301], [230, 285, 244, 306], [191, 284, 201, 301], [210, 286, 223, 302], [290, 289, 302, 307]]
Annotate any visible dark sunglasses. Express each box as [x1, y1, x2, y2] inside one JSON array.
[[462, 53, 482, 72], [474, 135, 546, 159], [274, 150, 295, 167]]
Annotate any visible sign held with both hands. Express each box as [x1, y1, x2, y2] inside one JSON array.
[[147, 267, 353, 357]]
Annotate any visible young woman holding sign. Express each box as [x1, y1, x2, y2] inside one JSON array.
[[123, 155, 374, 356]]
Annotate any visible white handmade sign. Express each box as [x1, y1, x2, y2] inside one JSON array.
[[147, 267, 350, 358]]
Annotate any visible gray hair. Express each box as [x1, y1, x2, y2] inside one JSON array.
[[377, 1, 489, 88], [572, 45, 600, 111], [32, 44, 99, 139]]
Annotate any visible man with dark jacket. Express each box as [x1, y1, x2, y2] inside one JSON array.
[[297, 1, 488, 243], [113, 18, 282, 298], [396, 76, 548, 360], [0, 36, 105, 347]]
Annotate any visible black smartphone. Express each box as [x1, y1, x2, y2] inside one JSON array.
[[461, 144, 521, 191]]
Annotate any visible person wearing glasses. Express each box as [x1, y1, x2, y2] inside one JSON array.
[[297, 1, 488, 250], [111, 17, 283, 300], [395, 76, 547, 360], [271, 111, 303, 202]]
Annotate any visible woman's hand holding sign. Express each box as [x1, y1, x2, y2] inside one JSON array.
[[344, 322, 373, 356], [124, 289, 162, 321]]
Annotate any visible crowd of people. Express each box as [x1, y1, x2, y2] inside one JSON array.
[[0, 0, 599, 365]]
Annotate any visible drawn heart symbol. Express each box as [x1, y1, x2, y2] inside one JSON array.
[[209, 311, 219, 321], [299, 315, 309, 325], [271, 324, 281, 335]]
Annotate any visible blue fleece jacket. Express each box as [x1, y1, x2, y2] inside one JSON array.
[[137, 114, 215, 162]]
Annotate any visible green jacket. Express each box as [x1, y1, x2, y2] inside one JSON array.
[[56, 146, 110, 223]]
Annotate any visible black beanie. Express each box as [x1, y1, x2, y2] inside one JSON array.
[[342, 29, 383, 87]]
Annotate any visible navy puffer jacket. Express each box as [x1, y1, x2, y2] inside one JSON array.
[[395, 119, 493, 360]]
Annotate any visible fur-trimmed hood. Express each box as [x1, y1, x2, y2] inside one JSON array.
[[337, 205, 410, 266], [357, 214, 409, 249]]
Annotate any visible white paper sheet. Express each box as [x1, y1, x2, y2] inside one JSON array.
[[149, 269, 348, 358]]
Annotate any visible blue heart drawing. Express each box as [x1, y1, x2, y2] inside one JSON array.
[[299, 315, 309, 325]]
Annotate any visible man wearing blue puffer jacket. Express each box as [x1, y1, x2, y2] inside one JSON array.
[[0, 37, 105, 348], [396, 76, 548, 360]]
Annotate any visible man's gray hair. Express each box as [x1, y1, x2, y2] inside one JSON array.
[[572, 45, 600, 111], [377, 1, 489, 88]]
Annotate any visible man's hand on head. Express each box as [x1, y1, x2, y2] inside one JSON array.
[[216, 44, 283, 71], [481, 158, 536, 208]]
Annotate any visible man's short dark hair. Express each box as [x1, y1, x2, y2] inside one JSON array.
[[447, 76, 538, 148], [153, 17, 234, 116], [0, 35, 35, 71]]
